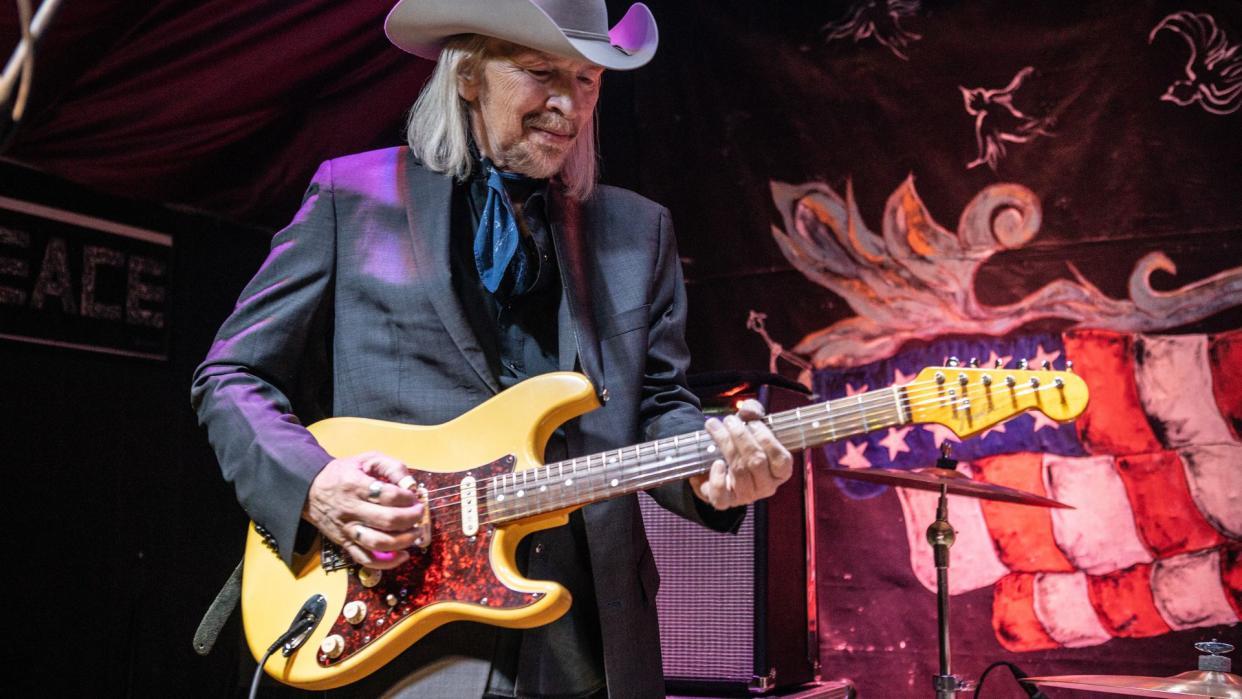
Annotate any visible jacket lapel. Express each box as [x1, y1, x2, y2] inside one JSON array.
[[400, 151, 500, 395], [550, 187, 606, 400]]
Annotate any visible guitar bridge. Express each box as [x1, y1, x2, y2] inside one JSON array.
[[321, 540, 351, 572]]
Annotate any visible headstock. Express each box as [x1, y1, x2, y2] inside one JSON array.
[[906, 359, 1089, 439]]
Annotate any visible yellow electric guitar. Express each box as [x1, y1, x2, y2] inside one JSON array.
[[242, 363, 1088, 689]]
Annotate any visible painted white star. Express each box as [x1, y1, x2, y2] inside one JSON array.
[[846, 382, 870, 396], [924, 423, 962, 449], [893, 367, 918, 385], [981, 420, 1009, 440], [1029, 410, 1061, 433], [1030, 344, 1062, 370], [838, 440, 872, 469], [985, 349, 1014, 369], [878, 426, 914, 460]]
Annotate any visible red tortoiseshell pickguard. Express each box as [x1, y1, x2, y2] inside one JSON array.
[[317, 455, 537, 667]]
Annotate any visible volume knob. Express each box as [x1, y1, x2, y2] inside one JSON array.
[[358, 567, 382, 588], [343, 600, 367, 624], [320, 634, 345, 659]]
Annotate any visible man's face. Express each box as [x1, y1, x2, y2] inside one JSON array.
[[459, 42, 603, 179]]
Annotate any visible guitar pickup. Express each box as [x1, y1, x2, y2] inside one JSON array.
[[401, 474, 433, 550], [460, 475, 479, 537], [414, 485, 432, 550]]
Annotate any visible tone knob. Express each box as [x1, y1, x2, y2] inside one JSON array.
[[343, 600, 367, 624], [320, 634, 345, 659], [358, 567, 382, 588]]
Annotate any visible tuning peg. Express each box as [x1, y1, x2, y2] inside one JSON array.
[[1018, 358, 1029, 370], [1066, 360, 1074, 373], [994, 358, 1003, 368], [969, 357, 979, 367], [1041, 360, 1051, 370], [947, 356, 960, 367]]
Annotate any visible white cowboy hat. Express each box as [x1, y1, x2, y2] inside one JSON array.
[[384, 0, 658, 70]]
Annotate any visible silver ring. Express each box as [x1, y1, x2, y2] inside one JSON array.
[[353, 523, 368, 542], [366, 480, 384, 502]]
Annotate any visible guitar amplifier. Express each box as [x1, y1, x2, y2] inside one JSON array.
[[639, 385, 820, 695]]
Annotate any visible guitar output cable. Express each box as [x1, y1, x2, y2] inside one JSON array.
[[248, 594, 327, 699], [973, 661, 1047, 699]]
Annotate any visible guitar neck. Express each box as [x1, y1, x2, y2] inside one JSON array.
[[486, 386, 907, 522]]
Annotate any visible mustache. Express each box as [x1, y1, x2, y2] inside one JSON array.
[[525, 114, 576, 137]]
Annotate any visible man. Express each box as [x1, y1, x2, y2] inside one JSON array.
[[192, 1, 793, 696]]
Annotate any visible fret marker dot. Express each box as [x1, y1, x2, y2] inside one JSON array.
[[610, 478, 619, 487], [496, 494, 505, 502], [663, 456, 673, 464], [565, 479, 573, 486], [609, 457, 617, 464], [540, 485, 547, 493], [707, 445, 716, 454], [812, 421, 821, 428], [516, 490, 525, 497]]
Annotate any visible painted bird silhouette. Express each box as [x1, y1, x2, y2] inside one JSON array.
[[960, 66, 1054, 171], [821, 0, 922, 61], [1149, 11, 1242, 115]]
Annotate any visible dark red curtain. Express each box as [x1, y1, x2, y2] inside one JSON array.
[[3, 0, 431, 227]]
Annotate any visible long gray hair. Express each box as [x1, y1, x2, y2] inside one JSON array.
[[405, 34, 598, 200]]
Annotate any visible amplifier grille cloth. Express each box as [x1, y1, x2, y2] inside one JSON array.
[[639, 493, 756, 681]]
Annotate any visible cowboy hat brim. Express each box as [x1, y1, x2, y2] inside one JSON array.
[[384, 0, 658, 70]]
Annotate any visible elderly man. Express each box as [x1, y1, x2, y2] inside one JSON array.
[[192, 1, 792, 696]]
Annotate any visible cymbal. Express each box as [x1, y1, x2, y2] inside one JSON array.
[[1024, 670, 1242, 698], [822, 466, 1072, 508]]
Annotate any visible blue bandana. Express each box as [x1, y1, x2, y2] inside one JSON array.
[[473, 159, 542, 296]]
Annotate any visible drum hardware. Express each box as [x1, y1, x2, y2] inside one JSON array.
[[1024, 640, 1242, 698], [824, 443, 1071, 698]]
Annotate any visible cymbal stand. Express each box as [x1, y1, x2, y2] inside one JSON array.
[[927, 445, 973, 698]]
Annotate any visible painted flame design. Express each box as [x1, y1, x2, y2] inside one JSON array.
[[768, 176, 1242, 368]]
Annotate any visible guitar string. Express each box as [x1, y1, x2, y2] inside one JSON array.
[[426, 377, 1063, 525], [416, 380, 1065, 537], [428, 375, 1060, 512], [409, 373, 1060, 504]]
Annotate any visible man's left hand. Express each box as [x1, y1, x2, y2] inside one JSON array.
[[691, 399, 794, 509]]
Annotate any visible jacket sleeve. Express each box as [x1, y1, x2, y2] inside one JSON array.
[[190, 160, 338, 564], [640, 206, 745, 534]]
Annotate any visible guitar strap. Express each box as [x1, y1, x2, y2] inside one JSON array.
[[193, 560, 242, 656]]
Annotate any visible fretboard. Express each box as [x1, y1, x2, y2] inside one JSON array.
[[485, 385, 909, 522]]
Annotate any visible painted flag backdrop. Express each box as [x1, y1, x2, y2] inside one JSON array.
[[811, 330, 1240, 693]]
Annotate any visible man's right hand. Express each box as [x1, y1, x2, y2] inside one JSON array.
[[303, 452, 426, 570]]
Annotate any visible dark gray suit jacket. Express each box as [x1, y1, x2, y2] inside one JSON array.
[[192, 147, 741, 697]]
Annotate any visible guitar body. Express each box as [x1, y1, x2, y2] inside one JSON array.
[[241, 372, 600, 690], [238, 362, 1089, 690]]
